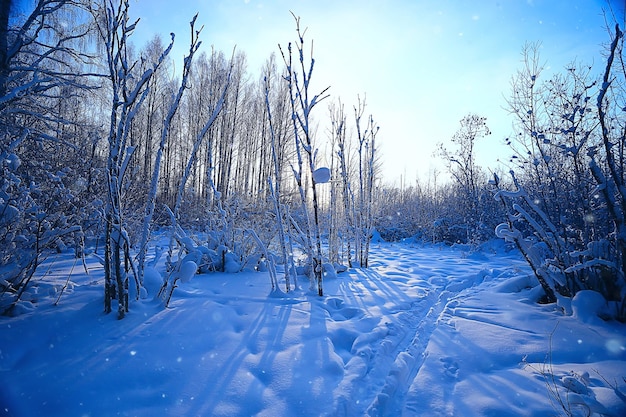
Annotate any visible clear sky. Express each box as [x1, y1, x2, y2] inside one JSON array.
[[62, 1, 626, 183]]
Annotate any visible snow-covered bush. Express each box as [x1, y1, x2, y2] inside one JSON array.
[[435, 114, 496, 245], [372, 176, 503, 246], [0, 0, 99, 315], [494, 31, 626, 320], [0, 152, 86, 314]]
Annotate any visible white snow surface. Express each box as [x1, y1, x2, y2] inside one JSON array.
[[1, 241, 625, 416]]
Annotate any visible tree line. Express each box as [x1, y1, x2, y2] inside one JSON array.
[[1, 0, 624, 321]]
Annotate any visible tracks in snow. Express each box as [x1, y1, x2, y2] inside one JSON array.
[[329, 245, 492, 416], [364, 289, 450, 416]]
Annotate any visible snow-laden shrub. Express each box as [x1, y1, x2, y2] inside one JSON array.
[[492, 31, 626, 321], [0, 168, 84, 314], [493, 170, 625, 319]]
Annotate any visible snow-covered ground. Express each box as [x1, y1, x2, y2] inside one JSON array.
[[1, 240, 625, 416]]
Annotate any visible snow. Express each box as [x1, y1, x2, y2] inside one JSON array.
[[5, 153, 20, 171], [572, 290, 611, 323], [1, 240, 625, 416], [177, 260, 197, 284], [313, 167, 331, 184]]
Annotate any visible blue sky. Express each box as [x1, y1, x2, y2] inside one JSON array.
[[18, 0, 622, 183]]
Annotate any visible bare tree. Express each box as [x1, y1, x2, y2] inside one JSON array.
[[327, 100, 345, 265], [353, 97, 379, 267], [330, 97, 380, 268], [279, 13, 330, 295], [136, 14, 204, 295], [436, 113, 490, 243], [589, 23, 626, 319], [264, 66, 291, 292], [133, 35, 172, 191], [92, 0, 173, 318], [0, 0, 97, 314]]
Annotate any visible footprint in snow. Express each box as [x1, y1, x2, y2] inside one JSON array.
[[440, 357, 459, 378], [325, 297, 344, 310]]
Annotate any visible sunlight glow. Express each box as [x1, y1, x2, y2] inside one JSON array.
[[130, 0, 612, 184]]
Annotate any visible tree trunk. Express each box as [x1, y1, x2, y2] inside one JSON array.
[[0, 0, 10, 99]]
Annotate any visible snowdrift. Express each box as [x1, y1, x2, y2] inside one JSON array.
[[1, 241, 625, 416]]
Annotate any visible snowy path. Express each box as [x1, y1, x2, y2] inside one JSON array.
[[2, 242, 625, 417], [326, 243, 528, 416]]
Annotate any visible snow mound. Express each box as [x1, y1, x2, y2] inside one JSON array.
[[142, 266, 163, 297], [572, 290, 609, 323], [178, 260, 197, 283]]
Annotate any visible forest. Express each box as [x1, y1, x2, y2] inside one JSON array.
[[1, 0, 626, 323]]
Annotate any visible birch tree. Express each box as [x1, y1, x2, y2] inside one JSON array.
[[327, 100, 346, 265], [92, 0, 173, 318], [264, 58, 295, 292], [331, 97, 380, 268], [279, 14, 330, 295], [136, 14, 203, 295], [353, 98, 379, 267]]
